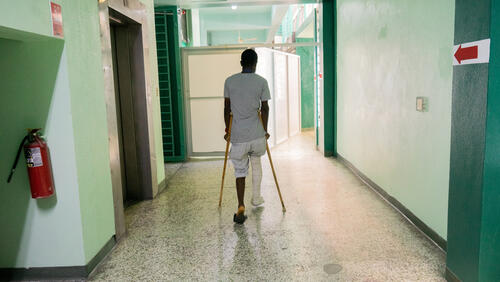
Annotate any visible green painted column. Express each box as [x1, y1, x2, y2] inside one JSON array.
[[322, 0, 336, 156], [479, 0, 500, 281], [447, 0, 500, 281]]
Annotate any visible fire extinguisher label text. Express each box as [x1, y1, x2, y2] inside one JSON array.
[[26, 147, 43, 168]]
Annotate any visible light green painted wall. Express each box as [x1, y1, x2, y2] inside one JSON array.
[[208, 29, 268, 45], [0, 25, 86, 268], [0, 1, 52, 36], [60, 0, 115, 263], [199, 7, 272, 45], [0, 0, 166, 267], [296, 38, 315, 129], [61, 0, 166, 263], [336, 0, 455, 238]]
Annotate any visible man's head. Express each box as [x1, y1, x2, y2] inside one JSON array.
[[241, 49, 258, 72]]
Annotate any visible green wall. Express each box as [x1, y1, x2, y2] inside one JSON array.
[[446, 0, 490, 280], [208, 29, 268, 46], [198, 6, 272, 46], [296, 38, 315, 129], [0, 0, 166, 268], [336, 0, 455, 238], [0, 27, 86, 267], [61, 0, 115, 263], [480, 1, 500, 279], [447, 0, 500, 281], [0, 1, 52, 36]]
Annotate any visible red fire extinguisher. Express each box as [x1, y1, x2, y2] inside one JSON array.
[[7, 129, 54, 198]]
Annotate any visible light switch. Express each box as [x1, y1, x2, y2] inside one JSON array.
[[416, 97, 428, 112]]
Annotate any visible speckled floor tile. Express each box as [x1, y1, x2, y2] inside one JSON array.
[[89, 133, 446, 281]]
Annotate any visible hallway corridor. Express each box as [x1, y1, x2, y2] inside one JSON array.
[[90, 133, 445, 281]]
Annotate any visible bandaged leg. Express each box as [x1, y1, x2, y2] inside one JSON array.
[[250, 156, 264, 206]]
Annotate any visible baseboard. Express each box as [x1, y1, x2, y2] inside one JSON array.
[[445, 267, 461, 282], [0, 236, 115, 281], [86, 236, 116, 275], [158, 178, 167, 194], [336, 154, 447, 252]]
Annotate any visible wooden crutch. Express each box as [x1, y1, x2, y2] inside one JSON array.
[[219, 114, 233, 208], [259, 111, 286, 212]]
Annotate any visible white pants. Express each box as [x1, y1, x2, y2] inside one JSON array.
[[230, 137, 266, 198]]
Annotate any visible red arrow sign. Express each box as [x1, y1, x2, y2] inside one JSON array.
[[454, 44, 478, 64]]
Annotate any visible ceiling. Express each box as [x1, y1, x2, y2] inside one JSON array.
[[154, 0, 318, 9], [198, 5, 287, 45], [153, 0, 317, 45]]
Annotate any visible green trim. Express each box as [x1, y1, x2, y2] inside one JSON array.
[[155, 6, 187, 162], [333, 0, 337, 157], [322, 0, 336, 157], [171, 8, 187, 162], [314, 8, 319, 147]]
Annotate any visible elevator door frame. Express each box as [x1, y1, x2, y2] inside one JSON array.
[[98, 0, 159, 240]]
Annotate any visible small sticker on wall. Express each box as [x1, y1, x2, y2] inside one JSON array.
[[50, 2, 64, 38], [453, 39, 490, 66]]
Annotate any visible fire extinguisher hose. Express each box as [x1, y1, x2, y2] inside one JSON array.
[[6, 129, 40, 183]]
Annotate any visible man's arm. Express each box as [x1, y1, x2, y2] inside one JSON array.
[[224, 98, 231, 140], [261, 101, 270, 138]]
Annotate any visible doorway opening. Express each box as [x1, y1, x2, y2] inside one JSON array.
[[155, 3, 324, 158]]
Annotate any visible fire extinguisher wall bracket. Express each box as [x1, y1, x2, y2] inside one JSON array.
[[6, 129, 55, 199]]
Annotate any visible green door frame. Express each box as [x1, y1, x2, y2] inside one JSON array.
[[322, 0, 337, 157], [155, 6, 186, 162]]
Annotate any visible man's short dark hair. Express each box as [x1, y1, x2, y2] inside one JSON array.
[[241, 49, 258, 68]]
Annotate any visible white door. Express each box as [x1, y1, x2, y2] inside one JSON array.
[[273, 52, 289, 145], [185, 51, 242, 155], [288, 55, 301, 137]]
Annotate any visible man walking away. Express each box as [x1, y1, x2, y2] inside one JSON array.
[[223, 49, 271, 224]]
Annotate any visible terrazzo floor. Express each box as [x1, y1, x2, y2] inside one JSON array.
[[89, 133, 446, 281]]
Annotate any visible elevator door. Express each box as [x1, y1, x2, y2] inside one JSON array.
[[109, 16, 150, 203], [110, 24, 128, 203]]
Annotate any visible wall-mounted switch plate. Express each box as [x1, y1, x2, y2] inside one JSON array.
[[416, 97, 428, 112]]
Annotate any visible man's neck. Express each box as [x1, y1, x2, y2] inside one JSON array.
[[242, 68, 254, 73]]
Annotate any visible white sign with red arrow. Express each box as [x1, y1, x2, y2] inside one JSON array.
[[453, 39, 490, 66]]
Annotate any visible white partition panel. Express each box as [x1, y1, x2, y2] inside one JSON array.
[[183, 47, 301, 156], [288, 56, 301, 137], [190, 99, 226, 152], [274, 52, 289, 144], [185, 50, 244, 155], [188, 53, 241, 98], [255, 48, 276, 147]]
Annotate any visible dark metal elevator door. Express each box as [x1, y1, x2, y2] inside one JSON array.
[[110, 24, 129, 204]]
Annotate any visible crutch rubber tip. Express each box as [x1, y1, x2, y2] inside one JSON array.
[[233, 213, 247, 224]]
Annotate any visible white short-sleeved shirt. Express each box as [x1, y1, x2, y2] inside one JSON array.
[[224, 73, 271, 143]]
